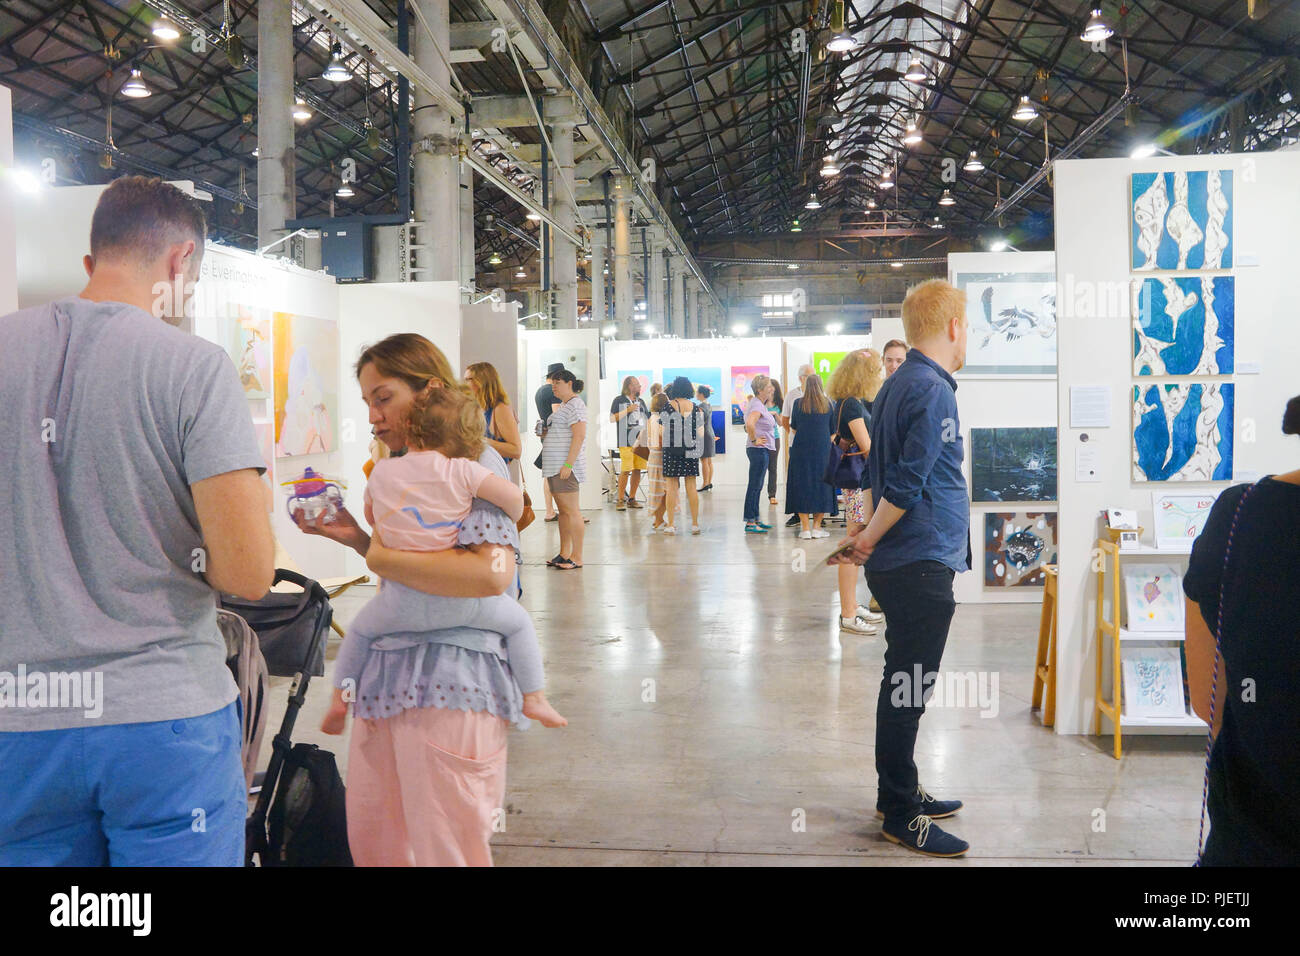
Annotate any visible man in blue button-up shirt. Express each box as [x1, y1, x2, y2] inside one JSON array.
[[833, 278, 972, 858]]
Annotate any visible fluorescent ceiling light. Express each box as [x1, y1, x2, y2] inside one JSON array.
[[890, 261, 903, 269], [120, 68, 151, 98], [1080, 9, 1114, 43], [322, 43, 352, 82], [787, 263, 799, 270]]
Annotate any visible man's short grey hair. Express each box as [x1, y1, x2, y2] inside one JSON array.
[[797, 364, 814, 378]]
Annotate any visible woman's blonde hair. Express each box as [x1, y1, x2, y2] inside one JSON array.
[[749, 373, 771, 397], [799, 373, 831, 415], [354, 333, 472, 401], [650, 392, 670, 413], [406, 387, 484, 459], [828, 349, 884, 402], [466, 361, 510, 412]]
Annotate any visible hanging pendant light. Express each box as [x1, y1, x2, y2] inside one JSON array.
[[323, 42, 352, 82], [791, 219, 802, 232], [820, 156, 840, 177], [938, 189, 955, 206], [336, 179, 354, 198], [488, 252, 502, 265], [903, 57, 927, 82], [151, 14, 180, 41], [866, 197, 877, 209], [804, 193, 822, 210], [879, 166, 895, 189], [1080, 8, 1114, 43], [293, 97, 313, 122], [1013, 95, 1038, 121], [903, 118, 922, 145], [120, 68, 151, 98], [515, 268, 526, 279], [826, 0, 855, 53], [963, 150, 984, 172]]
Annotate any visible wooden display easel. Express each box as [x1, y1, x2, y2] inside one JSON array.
[[1031, 564, 1058, 726]]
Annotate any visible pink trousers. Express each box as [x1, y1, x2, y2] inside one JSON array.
[[346, 706, 508, 866]]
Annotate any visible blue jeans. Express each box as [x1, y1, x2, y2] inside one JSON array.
[[865, 561, 957, 823], [744, 447, 768, 522], [0, 701, 245, 866]]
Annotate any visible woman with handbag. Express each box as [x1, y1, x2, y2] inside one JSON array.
[[785, 373, 837, 538], [827, 350, 885, 635], [660, 376, 704, 535]]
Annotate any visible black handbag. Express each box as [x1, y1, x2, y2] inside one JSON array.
[[824, 401, 868, 488]]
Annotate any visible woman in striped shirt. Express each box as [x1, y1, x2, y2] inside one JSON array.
[[538, 369, 588, 569]]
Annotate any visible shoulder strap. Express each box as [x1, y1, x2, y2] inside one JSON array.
[[1194, 481, 1258, 865]]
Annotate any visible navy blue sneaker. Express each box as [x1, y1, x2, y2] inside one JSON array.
[[877, 785, 962, 820], [881, 814, 969, 858]]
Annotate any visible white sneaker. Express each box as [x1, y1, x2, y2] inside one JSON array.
[[662, 526, 676, 535], [691, 524, 701, 535], [811, 529, 830, 538], [840, 615, 878, 635], [857, 605, 885, 623], [798, 530, 812, 539]]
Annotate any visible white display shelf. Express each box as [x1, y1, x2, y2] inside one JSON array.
[[1120, 712, 1208, 733], [1117, 544, 1193, 556], [1119, 627, 1185, 642]]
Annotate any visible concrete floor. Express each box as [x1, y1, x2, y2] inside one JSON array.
[[270, 434, 1208, 866]]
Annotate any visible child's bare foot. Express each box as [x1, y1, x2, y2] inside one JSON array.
[[523, 691, 567, 727], [320, 701, 348, 735]]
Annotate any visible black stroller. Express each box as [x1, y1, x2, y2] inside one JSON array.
[[219, 568, 346, 866]]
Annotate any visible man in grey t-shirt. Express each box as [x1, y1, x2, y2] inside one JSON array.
[[0, 177, 274, 866]]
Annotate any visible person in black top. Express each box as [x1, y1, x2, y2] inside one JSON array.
[[1183, 395, 1300, 866], [535, 363, 564, 520]]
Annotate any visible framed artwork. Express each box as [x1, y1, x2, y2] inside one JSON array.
[[730, 364, 769, 422], [1133, 276, 1234, 376], [273, 312, 339, 458], [542, 347, 588, 379], [811, 351, 850, 379], [617, 369, 653, 397], [984, 511, 1057, 588], [1120, 645, 1188, 718], [1131, 169, 1233, 271], [1132, 382, 1234, 482], [663, 366, 723, 410], [970, 427, 1058, 502], [1122, 564, 1185, 632], [224, 305, 271, 399], [953, 272, 1057, 375], [254, 421, 275, 510], [1152, 491, 1219, 551]]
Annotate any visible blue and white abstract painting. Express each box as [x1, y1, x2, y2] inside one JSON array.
[[1132, 276, 1234, 376], [1131, 170, 1233, 271], [1133, 382, 1234, 482]]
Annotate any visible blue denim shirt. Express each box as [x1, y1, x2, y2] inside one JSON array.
[[864, 349, 971, 574]]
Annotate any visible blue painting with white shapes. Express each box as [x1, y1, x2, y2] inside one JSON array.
[[1132, 276, 1234, 376], [1133, 383, 1234, 482], [1131, 170, 1233, 271]]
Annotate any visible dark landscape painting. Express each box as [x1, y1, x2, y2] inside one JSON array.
[[971, 427, 1058, 502]]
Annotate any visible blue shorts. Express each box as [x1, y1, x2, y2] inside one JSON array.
[[0, 701, 245, 866]]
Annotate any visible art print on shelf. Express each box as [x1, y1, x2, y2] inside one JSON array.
[[1132, 276, 1234, 376], [954, 272, 1057, 375], [970, 427, 1058, 502], [273, 312, 339, 459], [1132, 382, 1234, 482], [1120, 645, 1188, 719], [730, 365, 769, 422], [1131, 169, 1233, 271], [1152, 491, 1220, 551], [224, 305, 271, 399], [984, 511, 1057, 588], [1122, 563, 1186, 632]]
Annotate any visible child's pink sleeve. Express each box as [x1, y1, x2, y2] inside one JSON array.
[[451, 457, 496, 499]]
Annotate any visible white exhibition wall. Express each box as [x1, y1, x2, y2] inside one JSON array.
[[521, 328, 604, 510], [949, 251, 1058, 607], [461, 297, 522, 406], [337, 281, 462, 578], [1053, 152, 1300, 734], [0, 86, 16, 315]]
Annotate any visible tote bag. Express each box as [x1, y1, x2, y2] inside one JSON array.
[[824, 400, 867, 488]]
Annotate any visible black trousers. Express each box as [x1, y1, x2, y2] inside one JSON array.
[[767, 433, 780, 499], [865, 560, 957, 822]]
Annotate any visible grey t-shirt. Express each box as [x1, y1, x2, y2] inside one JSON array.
[[0, 297, 265, 730]]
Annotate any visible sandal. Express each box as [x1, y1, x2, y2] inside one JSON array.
[[553, 557, 581, 569], [546, 554, 564, 567], [544, 513, 559, 522]]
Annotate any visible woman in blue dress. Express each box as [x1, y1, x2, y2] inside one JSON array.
[[784, 373, 838, 537]]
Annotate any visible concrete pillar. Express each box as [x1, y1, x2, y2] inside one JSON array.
[[550, 121, 578, 328], [413, 0, 458, 282], [613, 176, 633, 339], [649, 232, 664, 337], [459, 165, 475, 290], [686, 279, 699, 339], [669, 257, 685, 338], [257, 0, 295, 249], [590, 232, 606, 329]]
